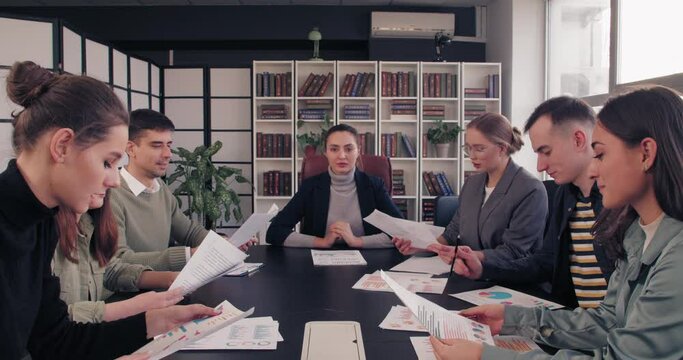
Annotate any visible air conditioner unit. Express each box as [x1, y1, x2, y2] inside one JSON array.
[[371, 12, 455, 39]]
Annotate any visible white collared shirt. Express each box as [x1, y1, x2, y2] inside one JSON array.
[[119, 166, 161, 196]]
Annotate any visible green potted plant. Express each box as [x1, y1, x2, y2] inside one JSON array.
[[165, 141, 251, 230], [296, 113, 332, 158], [427, 119, 462, 158]]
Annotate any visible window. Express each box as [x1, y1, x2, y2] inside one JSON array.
[[547, 0, 610, 98], [618, 0, 683, 84]]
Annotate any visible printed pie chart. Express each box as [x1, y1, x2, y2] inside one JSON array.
[[479, 291, 513, 300]]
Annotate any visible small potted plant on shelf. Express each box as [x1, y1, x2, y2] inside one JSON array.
[[296, 113, 332, 158], [427, 119, 462, 158], [165, 141, 251, 230]]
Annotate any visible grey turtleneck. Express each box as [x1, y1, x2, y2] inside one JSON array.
[[283, 167, 392, 248]]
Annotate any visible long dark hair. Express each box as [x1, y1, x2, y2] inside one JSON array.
[[55, 194, 119, 267], [593, 86, 683, 259]]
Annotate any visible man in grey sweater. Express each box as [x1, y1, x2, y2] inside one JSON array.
[[111, 109, 209, 271]]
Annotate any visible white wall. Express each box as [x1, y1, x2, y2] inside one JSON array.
[[487, 0, 546, 177]]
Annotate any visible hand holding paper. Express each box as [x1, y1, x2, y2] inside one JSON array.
[[364, 210, 442, 249], [379, 270, 493, 344], [228, 204, 279, 248], [170, 230, 247, 295]]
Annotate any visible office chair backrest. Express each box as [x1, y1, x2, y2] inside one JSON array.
[[299, 154, 393, 194], [433, 195, 460, 228]]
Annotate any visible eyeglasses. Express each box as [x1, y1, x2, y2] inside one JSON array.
[[462, 144, 490, 157]]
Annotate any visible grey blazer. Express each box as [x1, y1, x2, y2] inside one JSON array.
[[441, 159, 548, 268]]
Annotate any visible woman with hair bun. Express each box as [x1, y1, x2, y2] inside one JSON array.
[[0, 61, 216, 360], [395, 113, 548, 273]]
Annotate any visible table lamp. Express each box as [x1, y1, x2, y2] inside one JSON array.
[[308, 27, 323, 61]]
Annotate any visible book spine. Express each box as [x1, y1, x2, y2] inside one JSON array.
[[299, 73, 315, 97]]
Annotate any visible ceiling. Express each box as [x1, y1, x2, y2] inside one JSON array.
[[0, 0, 491, 6]]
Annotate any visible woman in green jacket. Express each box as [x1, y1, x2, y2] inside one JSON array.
[[431, 86, 683, 359], [53, 192, 182, 323]]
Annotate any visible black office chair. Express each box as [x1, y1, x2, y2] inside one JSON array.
[[433, 195, 460, 227]]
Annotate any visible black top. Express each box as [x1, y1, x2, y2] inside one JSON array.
[[266, 170, 402, 246], [481, 181, 613, 308], [0, 160, 149, 360]]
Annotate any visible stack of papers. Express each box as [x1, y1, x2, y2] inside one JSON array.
[[133, 300, 254, 360], [227, 204, 278, 248], [390, 256, 451, 275], [184, 316, 283, 350], [450, 285, 563, 309], [363, 210, 443, 249], [410, 335, 540, 360], [380, 270, 493, 344], [222, 262, 264, 277], [170, 231, 247, 295], [352, 271, 447, 294], [311, 250, 367, 266], [379, 305, 458, 332]]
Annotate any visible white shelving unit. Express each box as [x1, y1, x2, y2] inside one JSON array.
[[252, 61, 295, 215], [294, 60, 336, 192], [460, 62, 502, 186], [336, 61, 378, 156], [379, 61, 420, 221]]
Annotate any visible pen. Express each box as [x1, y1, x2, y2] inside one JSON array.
[[447, 235, 459, 279]]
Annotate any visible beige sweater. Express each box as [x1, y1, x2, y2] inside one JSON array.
[[110, 176, 208, 271]]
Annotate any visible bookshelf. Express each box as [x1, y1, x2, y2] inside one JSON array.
[[252, 61, 295, 214], [336, 61, 378, 156], [460, 62, 502, 186], [419, 62, 461, 222], [294, 60, 336, 192], [251, 60, 502, 225], [379, 61, 420, 221]]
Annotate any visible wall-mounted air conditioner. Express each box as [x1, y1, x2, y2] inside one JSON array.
[[371, 12, 455, 39]]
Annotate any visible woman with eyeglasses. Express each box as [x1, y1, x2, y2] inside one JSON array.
[[394, 113, 548, 273]]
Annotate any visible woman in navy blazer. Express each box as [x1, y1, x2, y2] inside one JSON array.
[[395, 113, 548, 270], [266, 124, 402, 248]]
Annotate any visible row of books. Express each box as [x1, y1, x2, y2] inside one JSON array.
[[358, 132, 375, 155], [390, 99, 417, 120], [422, 73, 458, 98], [262, 171, 292, 196], [423, 105, 445, 121], [256, 133, 292, 158], [464, 103, 488, 121], [422, 171, 455, 196], [392, 169, 405, 196], [380, 132, 416, 158], [343, 104, 372, 120], [422, 199, 435, 222], [298, 72, 334, 97], [394, 199, 408, 219], [258, 104, 289, 120], [256, 72, 292, 97], [339, 72, 374, 97], [464, 74, 500, 99], [381, 71, 417, 97], [298, 109, 328, 120]]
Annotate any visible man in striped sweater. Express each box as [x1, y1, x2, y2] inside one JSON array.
[[453, 96, 612, 308]]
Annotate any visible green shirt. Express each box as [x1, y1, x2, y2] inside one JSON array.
[[482, 215, 683, 359], [110, 172, 208, 271], [52, 213, 151, 323]]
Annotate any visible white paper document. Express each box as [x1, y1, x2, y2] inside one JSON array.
[[228, 204, 279, 247], [390, 255, 452, 275], [353, 271, 446, 294], [222, 262, 264, 277], [184, 316, 283, 350], [363, 210, 443, 249], [410, 337, 436, 360], [311, 250, 367, 266], [379, 305, 459, 332], [410, 335, 540, 359], [450, 285, 563, 309], [170, 230, 248, 294], [380, 270, 493, 344], [133, 300, 254, 360]]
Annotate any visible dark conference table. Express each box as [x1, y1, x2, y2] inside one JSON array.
[[169, 245, 521, 359]]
